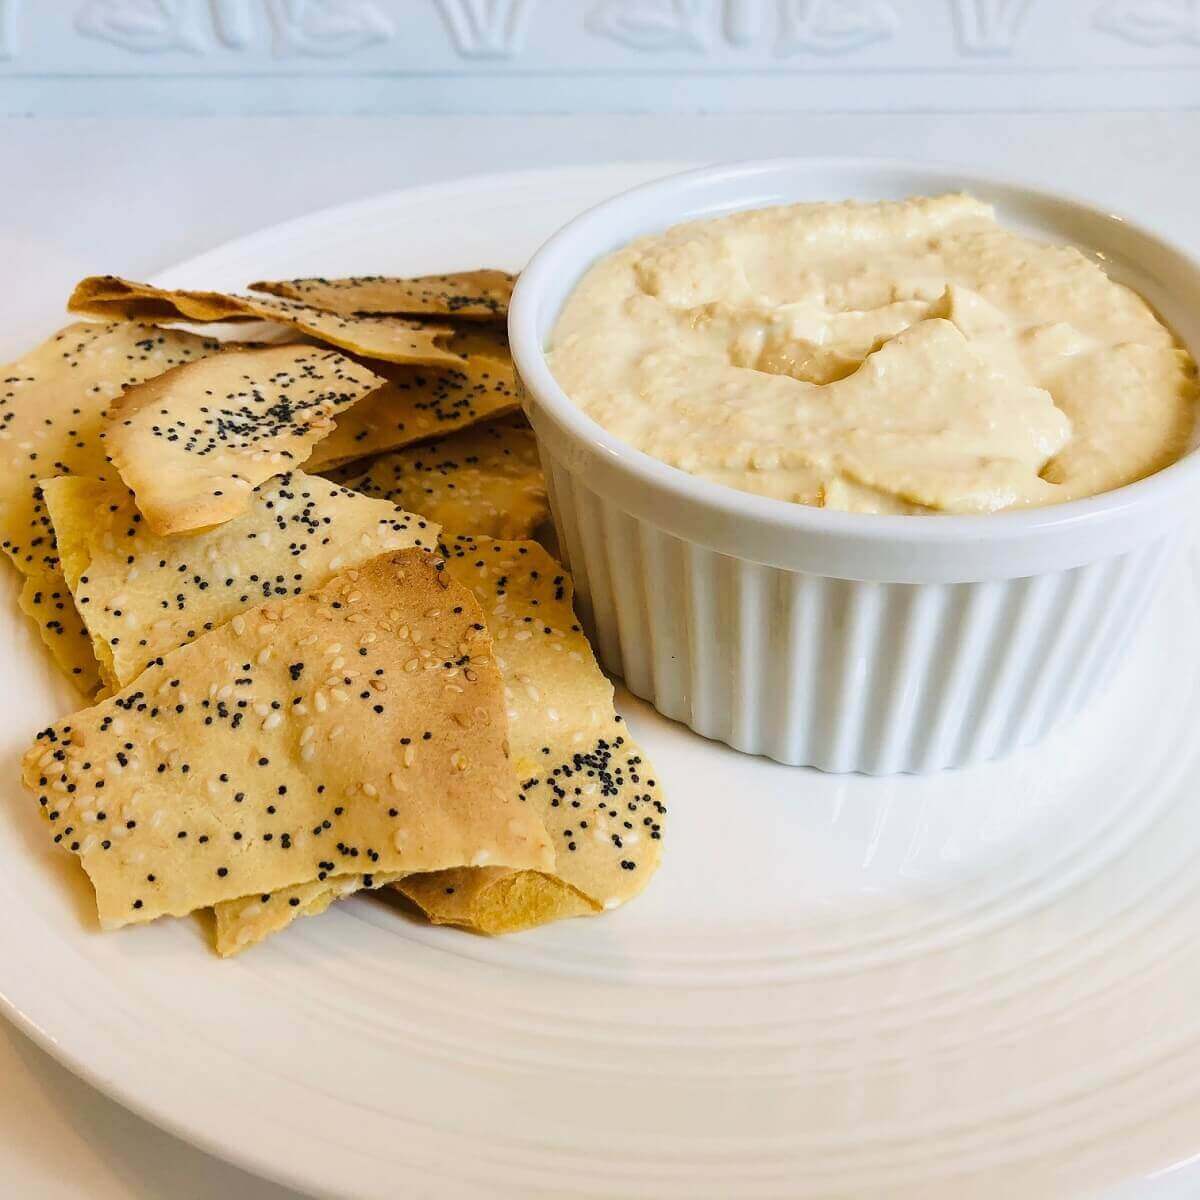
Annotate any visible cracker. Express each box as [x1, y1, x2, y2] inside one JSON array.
[[42, 471, 437, 688], [250, 271, 514, 322], [245, 294, 462, 368], [0, 322, 224, 690], [67, 278, 251, 324], [328, 416, 547, 539], [214, 872, 400, 957], [0, 321, 223, 576], [407, 536, 664, 924], [22, 549, 554, 930], [227, 537, 664, 950], [103, 345, 384, 534], [68, 276, 462, 367], [18, 568, 106, 696], [305, 327, 517, 471], [396, 866, 594, 935]]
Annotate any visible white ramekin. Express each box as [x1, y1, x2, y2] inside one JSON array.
[[509, 159, 1200, 774]]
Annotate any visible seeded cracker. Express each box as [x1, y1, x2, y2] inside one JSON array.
[[0, 322, 224, 576], [250, 271, 515, 322], [216, 872, 401, 954], [328, 416, 547, 539], [401, 537, 664, 925], [0, 322, 225, 691], [22, 549, 554, 930], [42, 471, 438, 688], [68, 276, 462, 367], [218, 537, 663, 951], [103, 345, 383, 534], [397, 865, 593, 935], [18, 569, 106, 695], [305, 327, 518, 472]]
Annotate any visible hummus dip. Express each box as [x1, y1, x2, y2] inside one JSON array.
[[548, 194, 1198, 514]]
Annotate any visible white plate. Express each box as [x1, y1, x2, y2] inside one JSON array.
[[5, 162, 1200, 1200]]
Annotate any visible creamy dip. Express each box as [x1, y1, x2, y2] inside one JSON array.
[[548, 194, 1198, 514]]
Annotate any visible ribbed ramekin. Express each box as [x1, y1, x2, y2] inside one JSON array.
[[509, 159, 1200, 773]]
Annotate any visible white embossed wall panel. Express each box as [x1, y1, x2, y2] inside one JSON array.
[[0, 1, 1195, 114]]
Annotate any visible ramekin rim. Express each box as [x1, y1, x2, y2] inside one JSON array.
[[509, 155, 1200, 546]]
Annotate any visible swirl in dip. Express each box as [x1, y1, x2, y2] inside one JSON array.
[[547, 194, 1198, 514]]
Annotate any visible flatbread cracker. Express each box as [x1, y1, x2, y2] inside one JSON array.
[[67, 278, 249, 323], [18, 568, 105, 696], [243, 294, 462, 368], [305, 327, 517, 471], [228, 537, 663, 950], [68, 276, 461, 367], [328, 416, 547, 539], [396, 866, 593, 935], [214, 873, 397, 956], [23, 549, 554, 930], [405, 536, 664, 924], [103, 345, 384, 534], [0, 321, 223, 576], [250, 271, 514, 322], [1, 322, 224, 690], [42, 471, 437, 688]]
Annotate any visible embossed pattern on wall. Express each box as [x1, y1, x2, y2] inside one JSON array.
[[0, 0, 1196, 114]]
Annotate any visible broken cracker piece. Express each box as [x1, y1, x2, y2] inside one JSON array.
[[250, 270, 514, 322], [43, 470, 437, 688], [104, 345, 383, 534], [305, 327, 517, 471], [0, 322, 225, 689], [397, 866, 594, 936], [215, 873, 398, 956], [426, 535, 664, 920], [328, 415, 546, 539], [18, 568, 105, 696], [0, 321, 223, 576], [68, 276, 462, 367]]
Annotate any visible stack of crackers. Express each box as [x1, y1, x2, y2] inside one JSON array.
[[4, 271, 664, 955]]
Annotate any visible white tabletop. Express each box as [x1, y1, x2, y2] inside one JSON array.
[[2, 112, 1199, 1200]]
